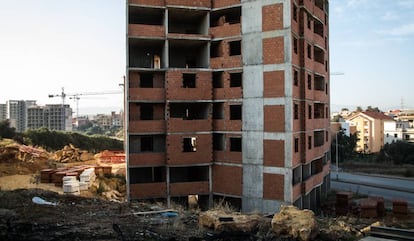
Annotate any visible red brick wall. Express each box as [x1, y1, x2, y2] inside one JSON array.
[[212, 0, 240, 9], [129, 0, 165, 6], [263, 173, 284, 200], [263, 140, 285, 167], [264, 105, 285, 132], [166, 0, 211, 8], [212, 165, 242, 196], [263, 37, 284, 64], [128, 24, 165, 38], [262, 3, 284, 31], [210, 23, 241, 38], [166, 70, 212, 100], [263, 71, 285, 97], [166, 134, 212, 165]]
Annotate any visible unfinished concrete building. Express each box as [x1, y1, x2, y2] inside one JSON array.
[[126, 0, 331, 213]]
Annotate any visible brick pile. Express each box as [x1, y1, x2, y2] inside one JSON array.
[[335, 191, 353, 216]]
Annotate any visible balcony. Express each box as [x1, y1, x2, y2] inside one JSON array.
[[129, 24, 165, 38], [130, 182, 167, 199], [170, 181, 209, 196], [302, 171, 324, 194], [292, 182, 302, 202], [129, 120, 166, 133], [313, 6, 325, 23], [129, 88, 165, 101], [129, 153, 165, 166]]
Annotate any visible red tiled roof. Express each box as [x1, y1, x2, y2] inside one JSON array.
[[362, 111, 394, 120]]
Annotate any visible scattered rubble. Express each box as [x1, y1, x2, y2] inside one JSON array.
[[199, 209, 262, 233], [271, 205, 319, 241], [54, 144, 93, 163]]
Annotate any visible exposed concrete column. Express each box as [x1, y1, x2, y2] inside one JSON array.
[[241, 0, 264, 213]]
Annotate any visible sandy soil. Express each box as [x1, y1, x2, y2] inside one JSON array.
[[0, 174, 63, 193]]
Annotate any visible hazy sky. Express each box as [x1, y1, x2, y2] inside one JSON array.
[[0, 1, 125, 115], [330, 0, 414, 111], [0, 1, 413, 115]]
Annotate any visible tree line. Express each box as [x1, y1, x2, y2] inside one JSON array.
[[0, 120, 123, 153]]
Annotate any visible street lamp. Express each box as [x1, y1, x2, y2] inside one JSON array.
[[336, 130, 339, 180]]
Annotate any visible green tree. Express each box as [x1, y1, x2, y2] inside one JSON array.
[[0, 120, 16, 139], [366, 106, 381, 112], [331, 128, 358, 163]]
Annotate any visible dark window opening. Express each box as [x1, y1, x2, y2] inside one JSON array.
[[314, 75, 325, 91], [308, 105, 312, 119], [128, 7, 164, 26], [307, 74, 312, 90], [213, 71, 224, 88], [292, 166, 301, 185], [315, 0, 324, 10], [230, 72, 242, 87], [140, 104, 154, 120], [307, 44, 312, 59], [294, 138, 299, 152], [302, 164, 311, 181], [170, 166, 209, 183], [230, 137, 242, 152], [308, 136, 312, 150], [183, 73, 196, 88], [307, 15, 312, 29], [294, 70, 299, 86], [314, 46, 324, 64], [230, 105, 242, 120], [210, 7, 241, 27], [141, 136, 154, 152], [183, 137, 197, 152], [294, 104, 299, 119], [314, 103, 324, 119], [211, 41, 222, 58], [293, 38, 298, 54], [293, 5, 298, 22], [314, 19, 324, 37], [140, 73, 154, 88], [170, 103, 209, 120], [213, 133, 225, 151], [213, 103, 224, 119], [129, 167, 166, 184], [314, 131, 324, 147], [229, 40, 241, 56]]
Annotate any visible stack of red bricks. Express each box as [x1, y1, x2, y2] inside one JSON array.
[[393, 198, 408, 216], [40, 165, 97, 186], [335, 191, 353, 216]]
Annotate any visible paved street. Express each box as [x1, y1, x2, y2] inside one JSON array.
[[330, 172, 414, 207]]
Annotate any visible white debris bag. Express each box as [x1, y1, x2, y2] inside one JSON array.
[[32, 196, 57, 206]]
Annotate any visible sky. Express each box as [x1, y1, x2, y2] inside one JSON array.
[[0, 1, 413, 115], [329, 0, 414, 112], [0, 1, 125, 115]]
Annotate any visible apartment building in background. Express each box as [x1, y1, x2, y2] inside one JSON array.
[[0, 104, 6, 122], [126, 0, 331, 213], [27, 104, 73, 131], [346, 111, 395, 153], [6, 100, 37, 132]]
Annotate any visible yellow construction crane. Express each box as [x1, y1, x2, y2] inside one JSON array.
[[48, 87, 123, 117]]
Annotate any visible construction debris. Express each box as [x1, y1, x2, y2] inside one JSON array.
[[53, 144, 93, 163], [199, 210, 262, 233], [271, 205, 319, 241]]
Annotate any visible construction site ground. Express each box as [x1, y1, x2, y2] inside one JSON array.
[[1, 139, 414, 241]]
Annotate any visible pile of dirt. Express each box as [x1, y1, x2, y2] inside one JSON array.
[[0, 141, 51, 176], [53, 144, 94, 163]]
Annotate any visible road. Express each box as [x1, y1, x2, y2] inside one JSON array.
[[330, 171, 414, 207]]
